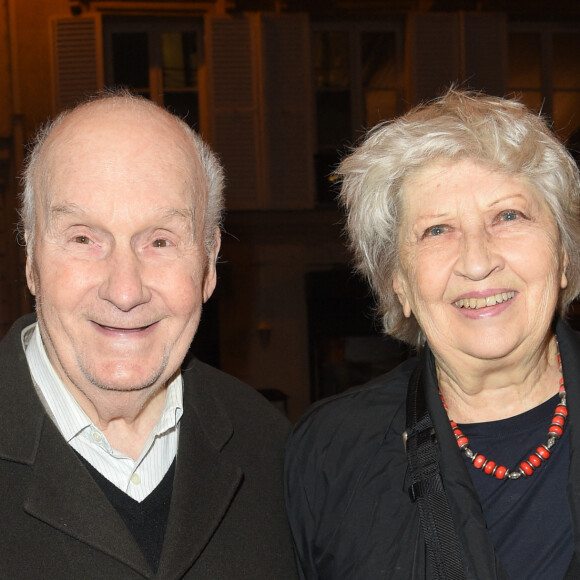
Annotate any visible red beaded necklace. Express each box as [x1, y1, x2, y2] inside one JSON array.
[[441, 349, 567, 481]]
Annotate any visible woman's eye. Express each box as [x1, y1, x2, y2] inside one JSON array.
[[500, 210, 519, 221], [152, 239, 169, 248], [73, 235, 91, 244], [424, 225, 447, 238]]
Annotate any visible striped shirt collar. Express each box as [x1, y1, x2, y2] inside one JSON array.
[[21, 322, 183, 500]]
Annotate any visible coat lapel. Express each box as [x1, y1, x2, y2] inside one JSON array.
[[24, 417, 152, 577], [0, 315, 151, 576], [156, 365, 243, 579], [422, 347, 510, 580], [555, 319, 580, 568]]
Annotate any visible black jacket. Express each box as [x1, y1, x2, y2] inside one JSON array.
[[0, 314, 298, 579], [285, 318, 580, 579]]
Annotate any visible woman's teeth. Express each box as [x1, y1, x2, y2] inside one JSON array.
[[455, 291, 515, 309]]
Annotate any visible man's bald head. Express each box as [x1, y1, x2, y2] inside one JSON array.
[[21, 91, 224, 258]]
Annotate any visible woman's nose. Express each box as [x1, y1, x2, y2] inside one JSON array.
[[454, 229, 503, 281]]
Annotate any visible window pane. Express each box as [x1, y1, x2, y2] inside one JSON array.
[[553, 91, 580, 140], [553, 33, 580, 90], [315, 90, 351, 203], [508, 33, 541, 89], [164, 92, 199, 129], [313, 31, 350, 90], [112, 32, 149, 90], [316, 91, 351, 149], [361, 32, 398, 127], [361, 32, 399, 127], [162, 31, 198, 89], [365, 90, 397, 128], [507, 89, 542, 114]]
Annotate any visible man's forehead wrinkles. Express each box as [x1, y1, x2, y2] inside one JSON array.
[[47, 202, 194, 222]]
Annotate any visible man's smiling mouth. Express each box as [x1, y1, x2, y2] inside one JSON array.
[[96, 323, 155, 332]]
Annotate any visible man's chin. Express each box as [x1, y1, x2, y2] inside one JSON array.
[[80, 364, 168, 393]]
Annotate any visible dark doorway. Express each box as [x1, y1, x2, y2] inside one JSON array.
[[306, 268, 411, 403]]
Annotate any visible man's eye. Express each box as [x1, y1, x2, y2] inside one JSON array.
[[73, 235, 91, 244]]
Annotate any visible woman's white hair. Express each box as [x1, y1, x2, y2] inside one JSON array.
[[337, 88, 580, 346], [20, 89, 225, 259]]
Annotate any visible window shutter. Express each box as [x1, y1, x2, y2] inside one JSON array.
[[204, 15, 263, 210], [205, 13, 314, 210], [407, 12, 507, 106], [463, 12, 507, 97], [261, 13, 314, 209], [51, 15, 103, 113], [407, 12, 461, 106]]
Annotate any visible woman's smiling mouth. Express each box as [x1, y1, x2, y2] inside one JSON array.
[[454, 291, 515, 310]]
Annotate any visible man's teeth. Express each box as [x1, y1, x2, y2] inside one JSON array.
[[455, 291, 515, 309]]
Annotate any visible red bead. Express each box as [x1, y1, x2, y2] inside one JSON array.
[[473, 455, 486, 469], [520, 461, 534, 476], [495, 466, 507, 479], [450, 420, 457, 428], [536, 446, 550, 460], [549, 425, 563, 436], [484, 461, 496, 475], [529, 454, 542, 468], [552, 415, 565, 427], [456, 436, 469, 448], [453, 427, 463, 437], [555, 405, 568, 417]]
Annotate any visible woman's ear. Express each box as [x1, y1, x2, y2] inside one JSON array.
[[393, 272, 412, 318], [561, 249, 569, 290]]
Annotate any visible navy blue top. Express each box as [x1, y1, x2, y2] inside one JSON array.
[[459, 394, 573, 580]]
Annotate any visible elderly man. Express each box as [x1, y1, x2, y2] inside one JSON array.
[[0, 93, 297, 578]]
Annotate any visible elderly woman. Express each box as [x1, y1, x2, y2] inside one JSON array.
[[284, 89, 580, 580]]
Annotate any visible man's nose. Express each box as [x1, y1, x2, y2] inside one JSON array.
[[98, 246, 152, 311], [453, 229, 503, 281]]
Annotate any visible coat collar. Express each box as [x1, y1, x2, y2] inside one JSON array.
[[0, 314, 243, 578], [157, 360, 243, 578], [0, 313, 45, 464]]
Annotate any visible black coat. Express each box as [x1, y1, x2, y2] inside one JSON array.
[[285, 318, 580, 579], [0, 314, 298, 579]]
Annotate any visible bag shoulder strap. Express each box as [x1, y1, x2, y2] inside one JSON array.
[[404, 363, 467, 580]]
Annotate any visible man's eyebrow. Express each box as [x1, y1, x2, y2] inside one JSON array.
[[49, 202, 84, 218], [46, 203, 85, 227], [161, 207, 194, 222]]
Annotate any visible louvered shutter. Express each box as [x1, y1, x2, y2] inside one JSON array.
[[261, 13, 314, 209], [205, 15, 263, 210], [407, 12, 507, 106], [463, 12, 507, 97], [407, 12, 461, 106], [51, 15, 103, 113]]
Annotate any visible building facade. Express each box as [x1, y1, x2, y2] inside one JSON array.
[[2, 0, 580, 420]]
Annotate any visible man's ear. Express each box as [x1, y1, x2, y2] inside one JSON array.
[[203, 228, 221, 303], [24, 233, 36, 297], [392, 271, 412, 318]]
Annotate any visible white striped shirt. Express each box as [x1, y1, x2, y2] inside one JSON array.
[[22, 323, 183, 502]]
